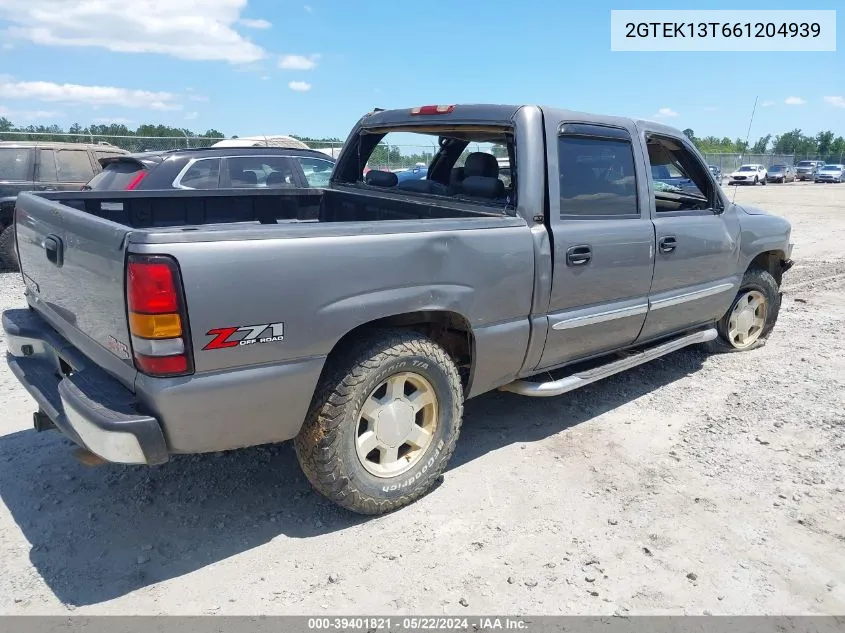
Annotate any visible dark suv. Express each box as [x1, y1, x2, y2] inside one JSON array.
[[85, 146, 336, 192], [0, 141, 129, 270]]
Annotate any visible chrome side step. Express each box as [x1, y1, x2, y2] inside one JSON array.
[[499, 328, 717, 398]]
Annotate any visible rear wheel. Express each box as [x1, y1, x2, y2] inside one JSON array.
[[295, 330, 464, 515], [706, 267, 781, 353], [0, 224, 18, 272]]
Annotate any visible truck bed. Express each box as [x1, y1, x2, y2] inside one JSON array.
[[39, 185, 500, 230]]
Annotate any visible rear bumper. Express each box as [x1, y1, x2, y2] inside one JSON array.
[[3, 308, 169, 465]]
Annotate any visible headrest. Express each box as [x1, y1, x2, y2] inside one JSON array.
[[232, 170, 257, 185], [365, 170, 398, 187], [464, 152, 499, 178], [266, 171, 289, 186], [462, 175, 505, 199]]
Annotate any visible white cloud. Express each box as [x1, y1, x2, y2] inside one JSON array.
[[238, 18, 271, 29], [92, 116, 133, 125], [653, 107, 679, 119], [761, 100, 776, 107], [0, 79, 182, 111], [185, 111, 198, 120], [279, 54, 319, 70], [823, 96, 845, 109], [784, 96, 806, 105], [0, 0, 268, 63], [288, 80, 312, 92]]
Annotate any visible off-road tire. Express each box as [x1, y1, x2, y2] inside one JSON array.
[[0, 225, 18, 272], [294, 329, 464, 515], [705, 267, 781, 353]]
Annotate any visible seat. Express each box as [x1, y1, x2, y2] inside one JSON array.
[[231, 169, 258, 187], [464, 152, 500, 179], [461, 152, 505, 199], [266, 170, 291, 187], [396, 179, 450, 195], [365, 170, 398, 187]]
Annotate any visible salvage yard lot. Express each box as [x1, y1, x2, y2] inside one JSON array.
[[0, 181, 843, 615]]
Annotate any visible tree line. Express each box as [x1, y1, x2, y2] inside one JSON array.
[[682, 128, 845, 161]]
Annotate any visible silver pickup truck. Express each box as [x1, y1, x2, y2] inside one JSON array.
[[3, 104, 793, 514]]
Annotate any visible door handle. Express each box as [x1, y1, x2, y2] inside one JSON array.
[[658, 236, 677, 254], [566, 244, 592, 266], [43, 234, 63, 267]]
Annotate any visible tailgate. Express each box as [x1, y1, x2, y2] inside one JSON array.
[[14, 191, 137, 389]]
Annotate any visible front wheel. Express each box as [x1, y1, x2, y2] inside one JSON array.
[[760, 177, 767, 186], [706, 267, 781, 353], [295, 330, 464, 515]]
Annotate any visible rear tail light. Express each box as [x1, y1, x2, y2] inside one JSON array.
[[125, 169, 148, 190], [410, 105, 455, 115], [126, 255, 193, 377]]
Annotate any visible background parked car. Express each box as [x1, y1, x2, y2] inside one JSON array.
[[85, 146, 336, 192], [795, 160, 825, 181], [394, 165, 428, 183], [708, 165, 722, 183], [0, 141, 128, 271], [728, 164, 768, 186], [766, 164, 796, 183], [814, 164, 845, 183], [651, 164, 707, 194]]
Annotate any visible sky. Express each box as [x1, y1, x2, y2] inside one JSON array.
[[0, 0, 843, 142]]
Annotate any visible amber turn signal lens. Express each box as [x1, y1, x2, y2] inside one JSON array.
[[129, 312, 182, 339]]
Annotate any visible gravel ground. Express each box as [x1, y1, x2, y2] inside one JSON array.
[[0, 181, 843, 615]]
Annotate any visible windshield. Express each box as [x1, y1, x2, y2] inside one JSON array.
[[0, 148, 31, 181], [821, 165, 842, 172], [797, 161, 813, 167], [769, 166, 784, 172], [738, 166, 756, 172]]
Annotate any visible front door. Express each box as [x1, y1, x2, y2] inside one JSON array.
[[537, 121, 655, 370], [637, 132, 742, 342]]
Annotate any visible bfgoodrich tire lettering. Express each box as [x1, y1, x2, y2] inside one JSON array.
[[706, 266, 781, 353], [294, 329, 464, 515]]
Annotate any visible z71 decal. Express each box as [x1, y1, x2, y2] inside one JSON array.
[[203, 322, 285, 350]]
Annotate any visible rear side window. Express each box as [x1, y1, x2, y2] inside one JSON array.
[[38, 149, 58, 182], [56, 149, 95, 182], [86, 161, 146, 190], [178, 159, 221, 189], [297, 157, 334, 186], [558, 136, 638, 218], [226, 156, 298, 188], [0, 147, 32, 181]]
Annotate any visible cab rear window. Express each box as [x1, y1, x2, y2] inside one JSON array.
[[86, 161, 146, 190]]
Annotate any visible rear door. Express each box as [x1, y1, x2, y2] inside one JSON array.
[[637, 131, 741, 342], [36, 147, 97, 191], [536, 120, 655, 370], [15, 192, 137, 388]]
